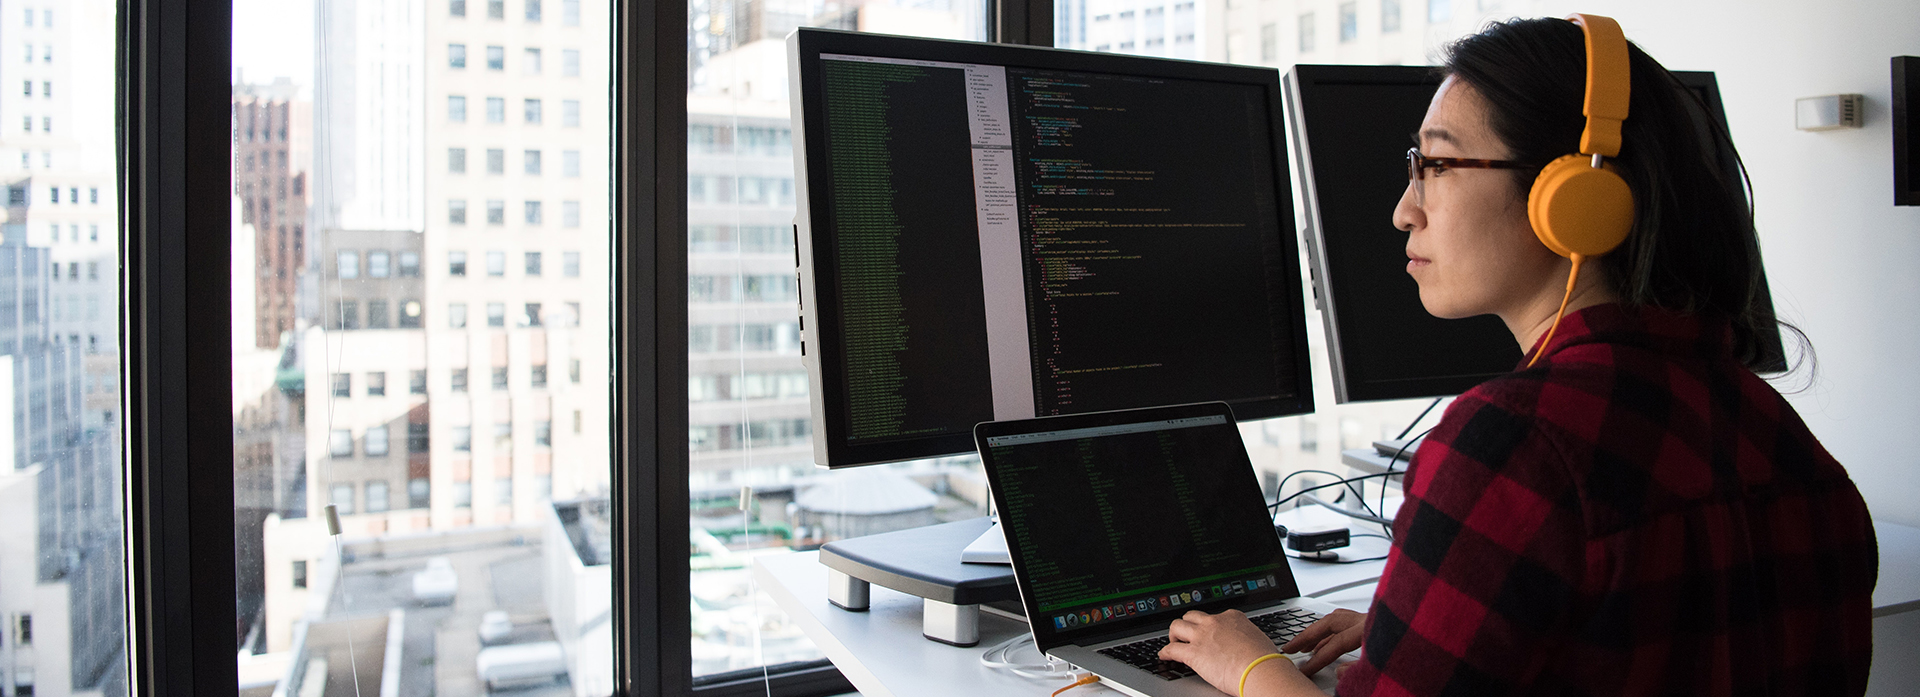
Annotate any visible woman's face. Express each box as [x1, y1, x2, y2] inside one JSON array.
[[1392, 76, 1563, 321]]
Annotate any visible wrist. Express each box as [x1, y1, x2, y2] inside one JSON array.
[[1239, 655, 1316, 697]]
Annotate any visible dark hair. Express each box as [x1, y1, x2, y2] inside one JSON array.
[[1441, 17, 1807, 374]]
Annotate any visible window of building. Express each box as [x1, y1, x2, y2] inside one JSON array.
[[535, 420, 552, 446], [487, 148, 505, 174], [486, 302, 506, 327], [562, 0, 579, 25], [564, 251, 581, 277], [453, 480, 473, 508], [332, 372, 351, 397], [451, 0, 466, 16], [451, 369, 469, 393], [1428, 0, 1449, 23], [486, 251, 506, 276], [563, 49, 580, 76], [366, 481, 390, 512], [1340, 2, 1358, 42], [525, 200, 543, 225], [566, 301, 581, 327], [411, 369, 428, 395], [563, 99, 580, 127], [486, 97, 505, 123], [1297, 14, 1314, 53], [366, 372, 387, 396], [486, 45, 505, 70], [292, 560, 308, 589], [330, 430, 354, 458], [448, 250, 468, 276], [486, 199, 505, 225], [487, 0, 504, 18], [563, 149, 581, 177], [449, 302, 468, 328], [1382, 0, 1401, 33], [450, 199, 469, 225], [449, 95, 468, 122], [367, 250, 391, 278], [524, 47, 542, 73], [449, 43, 467, 68], [401, 300, 423, 328], [452, 425, 472, 452], [524, 302, 543, 327], [496, 477, 514, 505], [367, 299, 390, 328], [531, 364, 548, 388], [570, 359, 581, 385], [337, 300, 359, 329], [399, 251, 422, 277], [408, 478, 431, 508], [449, 147, 467, 173], [494, 422, 512, 449], [365, 426, 390, 456], [525, 251, 542, 276], [524, 98, 543, 124], [524, 149, 541, 175], [492, 367, 510, 390], [563, 200, 581, 227]]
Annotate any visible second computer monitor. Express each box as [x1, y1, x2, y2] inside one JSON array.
[[1284, 64, 1784, 403], [790, 29, 1316, 467]]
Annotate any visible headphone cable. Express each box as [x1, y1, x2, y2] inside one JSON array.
[[1527, 253, 1583, 368]]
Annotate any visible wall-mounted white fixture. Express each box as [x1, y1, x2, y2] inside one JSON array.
[[1796, 94, 1864, 131]]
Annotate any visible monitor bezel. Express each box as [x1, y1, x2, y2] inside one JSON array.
[[791, 28, 1316, 467]]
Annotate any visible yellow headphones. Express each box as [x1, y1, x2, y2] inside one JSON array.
[[1523, 13, 1634, 368]]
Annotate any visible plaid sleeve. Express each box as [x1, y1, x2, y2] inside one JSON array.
[[1337, 387, 1586, 697]]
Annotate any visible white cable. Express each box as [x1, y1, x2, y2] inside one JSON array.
[[978, 633, 1074, 680], [325, 504, 365, 697]]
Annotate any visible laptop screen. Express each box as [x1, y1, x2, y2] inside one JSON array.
[[977, 403, 1299, 649]]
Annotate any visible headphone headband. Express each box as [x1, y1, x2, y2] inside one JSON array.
[[1569, 14, 1631, 157]]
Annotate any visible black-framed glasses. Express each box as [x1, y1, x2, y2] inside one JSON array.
[[1406, 147, 1534, 207]]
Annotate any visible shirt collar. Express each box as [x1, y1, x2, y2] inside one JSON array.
[[1522, 303, 1735, 368]]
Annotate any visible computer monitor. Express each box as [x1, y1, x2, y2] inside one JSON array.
[[789, 29, 1316, 467], [1283, 64, 1786, 403]]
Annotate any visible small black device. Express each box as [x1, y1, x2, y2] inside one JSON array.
[[1285, 527, 1351, 554], [1896, 56, 1919, 206]]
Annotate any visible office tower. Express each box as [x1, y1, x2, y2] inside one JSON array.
[[1069, 0, 1207, 58], [313, 0, 426, 234], [233, 80, 313, 350]]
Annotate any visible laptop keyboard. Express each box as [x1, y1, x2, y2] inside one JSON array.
[[1095, 607, 1321, 681]]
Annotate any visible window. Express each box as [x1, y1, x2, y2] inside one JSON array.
[[449, 43, 467, 68], [408, 478, 431, 508], [564, 251, 581, 277], [496, 477, 514, 505], [448, 250, 468, 276], [1340, 2, 1358, 42], [411, 369, 428, 394], [494, 422, 513, 449], [366, 372, 387, 396], [449, 302, 468, 327], [366, 299, 389, 328], [563, 0, 579, 24], [563, 99, 581, 127], [563, 49, 580, 76], [566, 301, 582, 327], [486, 251, 506, 276], [449, 147, 467, 173], [451, 0, 466, 15], [87, 262, 98, 280], [450, 199, 469, 224], [525, 200, 543, 224], [524, 47, 542, 73], [535, 420, 552, 446], [367, 250, 391, 278], [399, 251, 422, 277], [524, 149, 542, 174], [451, 369, 470, 393], [487, 148, 505, 174], [570, 359, 581, 384], [487, 0, 504, 18], [493, 367, 510, 390], [452, 425, 472, 452], [448, 95, 468, 122], [524, 98, 543, 124], [486, 302, 506, 327], [526, 0, 542, 21], [330, 429, 354, 458], [453, 480, 473, 508], [531, 364, 548, 388], [365, 426, 390, 456], [563, 200, 581, 227], [331, 372, 351, 397], [366, 481, 391, 512], [524, 302, 543, 327], [1428, 0, 1449, 23], [486, 97, 505, 123], [487, 45, 505, 70], [89, 187, 98, 203], [525, 251, 543, 276], [487, 199, 505, 225], [292, 561, 308, 589], [1297, 14, 1314, 53], [337, 300, 359, 329], [1382, 0, 1401, 33]]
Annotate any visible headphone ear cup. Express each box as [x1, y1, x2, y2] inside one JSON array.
[[1527, 154, 1635, 258]]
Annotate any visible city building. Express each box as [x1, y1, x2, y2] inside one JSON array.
[[233, 80, 313, 351]]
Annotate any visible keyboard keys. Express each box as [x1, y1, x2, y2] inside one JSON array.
[[1096, 608, 1320, 681]]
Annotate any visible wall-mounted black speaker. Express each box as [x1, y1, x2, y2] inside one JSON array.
[[1897, 56, 1919, 206]]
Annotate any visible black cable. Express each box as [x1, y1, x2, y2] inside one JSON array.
[[1378, 427, 1433, 539], [1395, 397, 1445, 440], [1350, 533, 1391, 541], [1270, 469, 1381, 522], [1286, 552, 1389, 565], [1267, 471, 1405, 513]]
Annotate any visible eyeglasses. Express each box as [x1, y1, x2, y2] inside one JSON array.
[[1406, 147, 1533, 207]]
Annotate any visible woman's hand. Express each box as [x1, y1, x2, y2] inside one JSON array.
[[1278, 608, 1367, 676], [1159, 610, 1317, 696]]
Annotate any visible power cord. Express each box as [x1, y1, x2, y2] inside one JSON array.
[[1052, 673, 1101, 696], [980, 633, 1076, 680]]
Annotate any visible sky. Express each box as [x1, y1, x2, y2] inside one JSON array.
[[232, 0, 315, 93]]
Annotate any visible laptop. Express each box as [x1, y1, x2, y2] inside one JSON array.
[[975, 402, 1345, 696]]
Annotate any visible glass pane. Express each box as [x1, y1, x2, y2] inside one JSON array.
[[0, 0, 129, 693], [685, 0, 991, 680], [232, 0, 612, 692]]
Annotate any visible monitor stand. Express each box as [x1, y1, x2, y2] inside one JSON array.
[[818, 517, 1023, 647]]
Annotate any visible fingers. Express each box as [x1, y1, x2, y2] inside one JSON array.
[[1297, 645, 1344, 676], [1279, 621, 1330, 653], [1157, 638, 1194, 663], [1297, 625, 1364, 677], [1164, 617, 1194, 643]]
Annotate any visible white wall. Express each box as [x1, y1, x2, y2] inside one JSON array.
[[1515, 0, 1920, 525]]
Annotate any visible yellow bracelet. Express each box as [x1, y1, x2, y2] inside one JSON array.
[[1238, 653, 1288, 697]]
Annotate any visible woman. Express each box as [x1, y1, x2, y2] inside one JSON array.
[[1157, 17, 1877, 696]]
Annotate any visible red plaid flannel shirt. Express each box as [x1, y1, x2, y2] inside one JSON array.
[[1337, 303, 1877, 696]]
